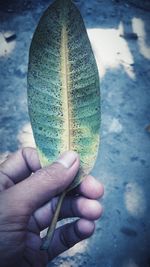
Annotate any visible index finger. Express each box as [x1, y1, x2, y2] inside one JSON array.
[[0, 147, 41, 184]]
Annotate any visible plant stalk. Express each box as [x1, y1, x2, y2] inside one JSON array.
[[40, 191, 66, 251]]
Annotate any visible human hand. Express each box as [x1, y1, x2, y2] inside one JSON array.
[[0, 148, 104, 267]]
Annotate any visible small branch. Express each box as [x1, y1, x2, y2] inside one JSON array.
[[40, 191, 66, 251]]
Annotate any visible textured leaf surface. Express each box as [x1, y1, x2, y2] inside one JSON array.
[[27, 0, 101, 190]]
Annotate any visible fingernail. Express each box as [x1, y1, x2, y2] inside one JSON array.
[[56, 151, 78, 168]]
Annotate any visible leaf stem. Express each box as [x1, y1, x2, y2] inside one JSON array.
[[40, 191, 66, 251]]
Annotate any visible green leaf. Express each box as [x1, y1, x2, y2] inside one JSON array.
[[27, 0, 100, 249]]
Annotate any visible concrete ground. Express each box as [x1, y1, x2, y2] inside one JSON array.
[[0, 0, 150, 266]]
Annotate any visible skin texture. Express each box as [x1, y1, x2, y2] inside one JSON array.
[[0, 147, 104, 267]]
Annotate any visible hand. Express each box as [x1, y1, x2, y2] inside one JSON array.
[[0, 147, 104, 267]]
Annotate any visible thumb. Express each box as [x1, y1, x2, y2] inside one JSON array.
[[2, 151, 79, 215]]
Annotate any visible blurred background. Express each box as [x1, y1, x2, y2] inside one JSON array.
[[0, 0, 150, 266]]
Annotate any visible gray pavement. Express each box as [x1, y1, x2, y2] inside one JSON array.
[[0, 1, 150, 266]]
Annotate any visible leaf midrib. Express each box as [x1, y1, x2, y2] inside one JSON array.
[[61, 22, 71, 150]]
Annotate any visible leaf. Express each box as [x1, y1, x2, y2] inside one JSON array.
[[27, 0, 100, 249]]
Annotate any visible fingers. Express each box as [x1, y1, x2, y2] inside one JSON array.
[[70, 174, 104, 199], [0, 147, 41, 184], [33, 175, 104, 231], [33, 195, 103, 231], [48, 219, 95, 260], [1, 151, 80, 215], [60, 196, 103, 220]]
